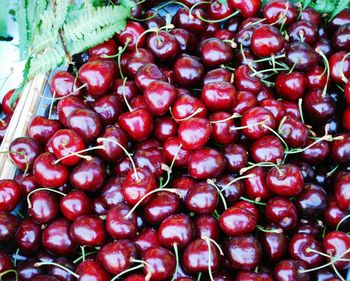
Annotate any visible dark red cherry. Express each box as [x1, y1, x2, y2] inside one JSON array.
[[216, 175, 244, 204], [286, 42, 317, 71], [202, 82, 236, 112], [330, 51, 350, 84], [260, 98, 286, 122], [333, 23, 350, 50], [203, 68, 232, 85], [0, 212, 18, 242], [113, 78, 139, 102], [50, 71, 82, 98], [174, 55, 204, 88], [220, 207, 257, 236], [100, 176, 124, 208], [178, 117, 212, 150], [116, 21, 145, 51], [210, 112, 239, 144], [158, 214, 194, 248], [173, 7, 207, 33], [76, 260, 110, 281], [134, 147, 165, 178], [153, 117, 178, 142], [182, 239, 220, 273], [118, 108, 153, 141], [300, 139, 330, 164], [227, 0, 260, 17], [42, 218, 75, 256], [243, 167, 271, 201], [125, 48, 155, 78], [17, 260, 44, 281], [113, 156, 132, 176], [234, 65, 262, 95], [188, 147, 226, 179], [91, 94, 123, 125], [147, 31, 180, 61], [134, 227, 160, 252], [260, 225, 287, 262], [185, 182, 219, 214], [142, 247, 176, 280], [28, 190, 59, 224], [106, 203, 137, 239], [9, 137, 41, 171], [296, 184, 327, 218], [329, 9, 350, 32], [171, 94, 207, 121], [241, 107, 276, 139], [57, 96, 86, 127], [300, 8, 322, 26], [194, 215, 220, 240], [250, 135, 284, 164], [0, 116, 11, 142], [163, 137, 190, 168], [323, 198, 348, 227], [70, 157, 106, 192], [144, 81, 177, 116], [28, 116, 62, 145], [46, 257, 75, 281], [265, 197, 298, 232], [135, 63, 167, 91], [144, 191, 181, 225], [67, 108, 102, 142], [231, 91, 258, 115], [70, 215, 106, 246], [60, 190, 91, 221], [88, 38, 118, 59], [15, 219, 41, 253], [78, 60, 116, 97], [275, 71, 306, 101], [334, 171, 350, 210], [306, 65, 327, 90], [225, 235, 262, 270], [2, 89, 18, 115], [263, 0, 298, 26], [303, 90, 336, 123], [223, 144, 249, 173], [266, 164, 304, 197], [251, 25, 284, 57], [273, 260, 309, 281], [199, 38, 233, 68], [288, 21, 318, 44], [0, 179, 21, 212], [279, 117, 309, 148], [15, 173, 38, 194], [122, 167, 157, 206], [331, 133, 350, 163], [323, 231, 350, 269]]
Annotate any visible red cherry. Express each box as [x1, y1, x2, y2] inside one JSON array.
[[251, 25, 284, 57], [70, 215, 106, 246], [263, 0, 298, 26], [9, 137, 42, 171], [60, 190, 91, 221], [76, 260, 110, 281], [241, 107, 276, 139], [273, 260, 309, 281], [275, 71, 306, 101], [15, 219, 41, 253], [28, 190, 59, 224], [244, 167, 272, 201], [153, 117, 178, 142], [116, 21, 145, 51], [173, 55, 204, 88], [106, 203, 137, 239], [135, 63, 167, 91], [266, 197, 298, 232], [171, 94, 207, 121], [194, 215, 220, 240], [331, 133, 350, 163], [57, 96, 86, 127], [173, 7, 207, 33], [163, 137, 191, 168], [88, 38, 118, 60], [288, 20, 318, 44], [178, 118, 212, 150], [279, 117, 309, 148], [0, 212, 19, 242], [185, 182, 219, 214], [97, 126, 128, 162], [142, 247, 176, 280], [2, 89, 18, 115], [323, 231, 350, 269], [50, 71, 82, 98], [199, 38, 233, 68], [220, 207, 257, 236], [91, 94, 123, 125], [134, 227, 160, 252], [28, 116, 62, 145], [330, 51, 350, 84], [210, 112, 239, 144], [234, 65, 262, 95], [334, 171, 350, 210], [201, 82, 236, 112], [147, 31, 180, 61], [227, 0, 260, 17]]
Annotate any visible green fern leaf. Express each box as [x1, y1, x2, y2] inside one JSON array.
[[16, 0, 28, 58], [119, 0, 137, 9], [330, 0, 350, 20], [313, 0, 336, 13], [0, 0, 9, 38]]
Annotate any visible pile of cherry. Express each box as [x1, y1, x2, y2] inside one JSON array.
[[3, 0, 350, 280]]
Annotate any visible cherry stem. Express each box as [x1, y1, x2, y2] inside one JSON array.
[[73, 251, 97, 263], [220, 174, 255, 191], [160, 144, 183, 189], [54, 145, 104, 164], [251, 67, 289, 77], [97, 137, 140, 181], [261, 123, 289, 151], [110, 264, 144, 281], [81, 245, 86, 262], [306, 248, 350, 262], [240, 161, 278, 175], [201, 235, 224, 256], [194, 9, 239, 23], [240, 196, 267, 206], [0, 269, 18, 281], [170, 107, 203, 122], [271, 2, 289, 26], [331, 255, 345, 281], [316, 48, 330, 96], [207, 179, 228, 210], [256, 225, 283, 233], [197, 272, 202, 281], [122, 77, 133, 112], [327, 164, 339, 178], [188, 1, 211, 16], [230, 120, 267, 132], [210, 113, 241, 124], [201, 235, 223, 281], [102, 39, 130, 79], [252, 54, 285, 63], [125, 188, 182, 219], [130, 259, 152, 281], [35, 262, 79, 278], [298, 98, 305, 124], [222, 39, 237, 49], [48, 90, 56, 120], [27, 188, 66, 209], [336, 213, 350, 231], [171, 244, 179, 281]]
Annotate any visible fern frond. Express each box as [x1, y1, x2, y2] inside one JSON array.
[[313, 0, 336, 13], [53, 0, 69, 29], [330, 0, 350, 20], [16, 0, 29, 58], [0, 0, 9, 38], [31, 31, 58, 53], [63, 5, 130, 42], [28, 45, 65, 78], [26, 0, 36, 41], [119, 0, 137, 9]]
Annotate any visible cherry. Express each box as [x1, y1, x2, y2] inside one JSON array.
[[260, 98, 286, 122], [265, 197, 298, 232], [69, 157, 106, 192], [301, 8, 322, 26], [333, 23, 350, 50], [175, 54, 206, 87], [323, 231, 350, 269], [231, 91, 258, 115], [234, 65, 262, 95], [289, 233, 323, 269], [135, 63, 167, 91], [303, 90, 336, 123], [331, 133, 350, 163], [251, 25, 284, 57], [144, 81, 177, 116], [76, 260, 110, 281], [158, 214, 194, 249], [259, 224, 287, 262], [194, 215, 220, 240], [263, 0, 298, 26], [225, 235, 262, 270], [185, 181, 219, 214], [182, 238, 221, 273], [70, 215, 106, 246], [216, 175, 244, 204], [171, 94, 207, 121], [250, 135, 284, 164], [286, 42, 318, 71], [178, 117, 212, 150], [334, 171, 350, 210], [278, 117, 309, 148], [67, 108, 102, 142], [77, 60, 116, 97], [173, 7, 208, 33], [170, 28, 197, 54], [227, 0, 260, 17], [106, 203, 137, 239], [222, 144, 248, 173], [134, 227, 160, 252], [42, 218, 75, 256], [147, 31, 180, 61], [153, 116, 178, 142], [28, 116, 62, 145], [113, 78, 139, 102], [46, 257, 75, 281], [243, 166, 271, 201], [2, 89, 18, 115], [91, 94, 123, 125], [323, 198, 348, 227], [0, 212, 18, 242], [0, 116, 11, 142], [266, 164, 304, 197], [306, 65, 327, 90], [57, 96, 86, 127], [8, 137, 41, 171], [235, 271, 272, 281], [17, 260, 44, 281], [220, 207, 257, 236], [296, 184, 327, 218], [15, 219, 41, 253], [203, 68, 232, 85], [0, 179, 21, 212], [289, 21, 318, 44], [188, 147, 226, 179], [210, 112, 239, 144], [202, 82, 236, 112], [50, 71, 82, 98], [142, 247, 176, 280], [143, 191, 181, 225], [241, 107, 276, 139], [28, 190, 59, 224], [88, 38, 118, 60], [60, 190, 91, 221], [163, 137, 191, 168], [118, 108, 153, 141], [329, 51, 350, 84], [275, 71, 306, 101], [199, 38, 233, 68], [273, 260, 309, 281], [329, 9, 350, 32]]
